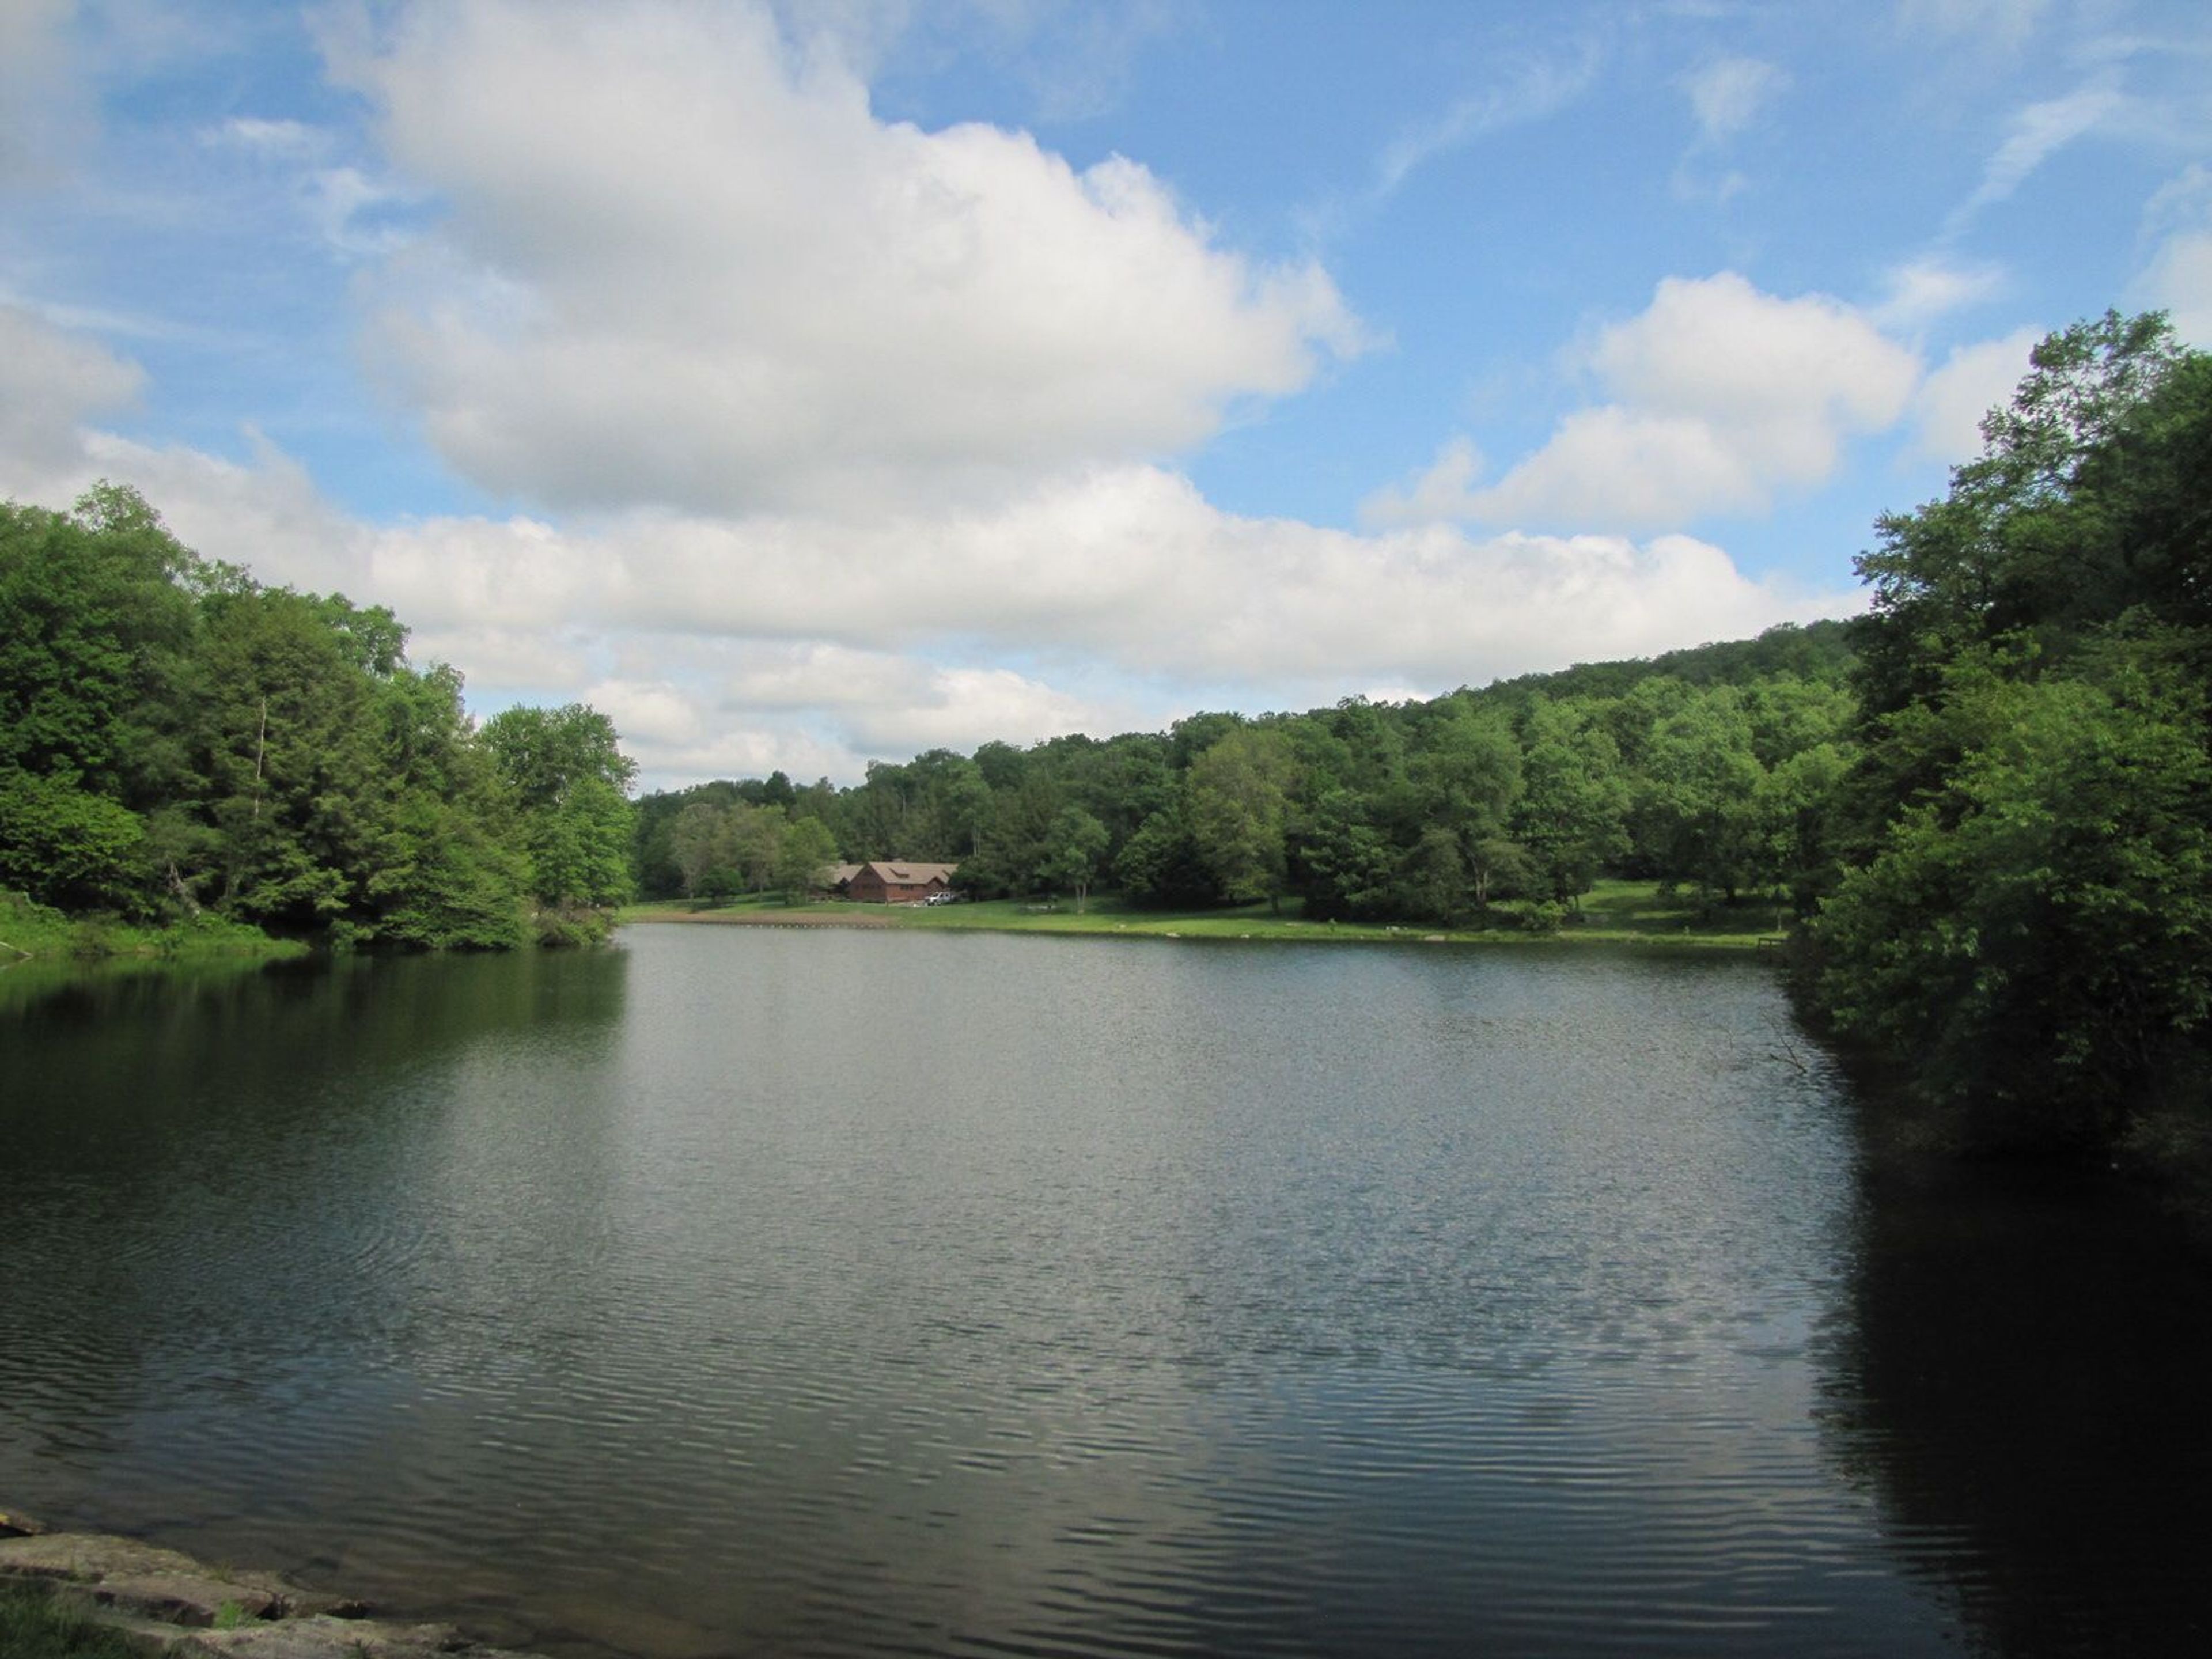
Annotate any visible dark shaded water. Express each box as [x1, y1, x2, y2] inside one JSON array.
[[0, 928, 2204, 1657]]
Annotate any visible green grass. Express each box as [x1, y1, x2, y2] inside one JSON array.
[[621, 881, 1793, 950], [0, 1581, 147, 1659], [0, 892, 308, 965]]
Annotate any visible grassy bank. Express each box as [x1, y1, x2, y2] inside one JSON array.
[[0, 892, 308, 966], [0, 1582, 144, 1659], [622, 880, 1790, 949]]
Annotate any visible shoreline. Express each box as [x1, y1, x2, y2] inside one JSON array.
[[0, 1510, 541, 1658], [617, 891, 1789, 952]]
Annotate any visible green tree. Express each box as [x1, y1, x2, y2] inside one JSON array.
[[1512, 696, 1628, 903], [670, 801, 736, 899], [1297, 789, 1395, 920], [480, 703, 637, 916], [1115, 804, 1215, 908], [1631, 687, 1764, 901], [1816, 664, 2212, 1144], [0, 768, 146, 911], [775, 816, 840, 903], [1187, 728, 1297, 909], [1812, 311, 2212, 1150], [1039, 806, 1111, 912]]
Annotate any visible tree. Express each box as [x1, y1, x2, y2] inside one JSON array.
[[1811, 312, 2212, 1149], [1393, 826, 1469, 926], [1815, 664, 2212, 1145], [1039, 806, 1110, 912], [1187, 728, 1296, 910], [1297, 789, 1395, 919], [670, 801, 735, 900], [1116, 805, 1215, 909], [480, 703, 637, 918], [1, 488, 197, 817], [1513, 696, 1628, 903], [1631, 687, 1764, 901], [0, 768, 146, 911], [775, 817, 839, 903], [479, 704, 637, 807], [1851, 310, 2191, 718]]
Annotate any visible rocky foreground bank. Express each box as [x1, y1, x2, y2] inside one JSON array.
[[0, 1509, 541, 1659]]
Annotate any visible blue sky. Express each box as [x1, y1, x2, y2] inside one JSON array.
[[3, 1, 2208, 787]]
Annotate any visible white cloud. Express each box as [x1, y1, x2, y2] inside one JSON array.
[[1361, 435, 1484, 529], [324, 463, 1843, 695], [1368, 273, 1921, 532], [0, 0, 82, 183], [2135, 165, 2212, 346], [0, 303, 143, 473], [1895, 0, 2048, 47], [1910, 326, 2039, 463], [1951, 73, 2124, 225], [326, 0, 1362, 516], [1374, 47, 1597, 199], [0, 304, 1846, 788], [2139, 228, 2212, 346], [1873, 256, 2006, 329], [202, 115, 326, 159], [1681, 56, 1788, 144]]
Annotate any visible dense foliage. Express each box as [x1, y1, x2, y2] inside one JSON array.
[[633, 619, 1860, 927], [1811, 313, 2212, 1151], [0, 486, 634, 949]]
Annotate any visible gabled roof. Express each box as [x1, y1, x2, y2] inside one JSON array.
[[828, 863, 863, 885], [858, 860, 957, 884]]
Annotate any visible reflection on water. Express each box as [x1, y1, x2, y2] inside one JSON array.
[[1823, 1159, 2212, 1658], [0, 928, 2199, 1656]]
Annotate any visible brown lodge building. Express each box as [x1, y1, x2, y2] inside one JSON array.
[[830, 861, 959, 903]]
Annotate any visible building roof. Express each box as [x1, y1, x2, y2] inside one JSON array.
[[858, 861, 958, 884], [828, 863, 863, 886]]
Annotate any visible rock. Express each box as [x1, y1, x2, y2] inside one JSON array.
[[0, 1521, 537, 1659], [172, 1616, 536, 1658], [0, 1533, 353, 1626]]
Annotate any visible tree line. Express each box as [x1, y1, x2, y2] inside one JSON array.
[[634, 619, 1858, 925], [1, 486, 635, 948]]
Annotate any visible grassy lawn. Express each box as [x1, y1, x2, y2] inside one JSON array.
[[622, 881, 1791, 950]]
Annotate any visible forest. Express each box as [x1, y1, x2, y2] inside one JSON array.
[[0, 485, 634, 949], [6, 312, 2208, 1162], [631, 620, 1858, 927]]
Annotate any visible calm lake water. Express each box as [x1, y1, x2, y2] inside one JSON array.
[[1, 927, 2205, 1658]]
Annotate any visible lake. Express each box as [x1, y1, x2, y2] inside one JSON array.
[[1, 926, 2205, 1657]]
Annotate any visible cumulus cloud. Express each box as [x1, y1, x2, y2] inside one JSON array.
[[2135, 165, 2212, 346], [325, 0, 1362, 516], [346, 476, 1846, 779], [1, 303, 1844, 784], [0, 303, 143, 472], [1910, 327, 2039, 463], [1366, 274, 1921, 532]]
